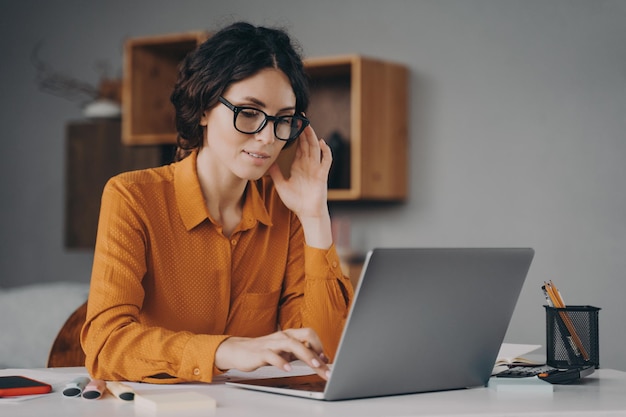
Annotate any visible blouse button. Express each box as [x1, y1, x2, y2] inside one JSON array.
[[193, 368, 201, 376], [332, 261, 339, 268], [231, 239, 237, 246]]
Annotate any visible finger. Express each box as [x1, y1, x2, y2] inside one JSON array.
[[262, 349, 295, 373], [297, 126, 312, 159], [283, 328, 324, 354], [300, 125, 321, 160], [293, 130, 306, 161], [319, 139, 333, 172], [281, 330, 329, 379]]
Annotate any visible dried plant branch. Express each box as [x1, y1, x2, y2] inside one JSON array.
[[31, 42, 101, 105]]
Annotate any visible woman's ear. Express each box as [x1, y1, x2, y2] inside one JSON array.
[[200, 111, 209, 126]]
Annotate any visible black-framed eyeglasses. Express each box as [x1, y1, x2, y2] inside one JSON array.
[[218, 96, 310, 142]]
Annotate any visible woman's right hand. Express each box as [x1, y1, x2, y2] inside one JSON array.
[[214, 328, 330, 380]]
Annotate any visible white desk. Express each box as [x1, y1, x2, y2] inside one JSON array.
[[2, 367, 626, 416]]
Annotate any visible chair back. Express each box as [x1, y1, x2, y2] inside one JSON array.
[[47, 301, 87, 367]]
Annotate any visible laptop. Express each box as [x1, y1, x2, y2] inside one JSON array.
[[227, 247, 535, 400]]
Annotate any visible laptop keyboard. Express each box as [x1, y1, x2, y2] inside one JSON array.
[[240, 374, 327, 392]]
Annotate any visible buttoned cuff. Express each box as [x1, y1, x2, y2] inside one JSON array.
[[304, 243, 344, 280], [179, 334, 230, 382]]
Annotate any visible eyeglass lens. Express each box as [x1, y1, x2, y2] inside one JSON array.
[[235, 108, 307, 141]]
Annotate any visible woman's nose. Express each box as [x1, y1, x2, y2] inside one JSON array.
[[254, 121, 276, 144]]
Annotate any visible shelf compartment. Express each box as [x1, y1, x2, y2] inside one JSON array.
[[122, 31, 209, 145]]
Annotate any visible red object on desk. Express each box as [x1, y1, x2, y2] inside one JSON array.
[[0, 375, 52, 397]]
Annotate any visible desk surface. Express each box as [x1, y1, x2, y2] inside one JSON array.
[[2, 367, 626, 416]]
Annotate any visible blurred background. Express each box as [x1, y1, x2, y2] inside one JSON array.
[[1, 0, 625, 371]]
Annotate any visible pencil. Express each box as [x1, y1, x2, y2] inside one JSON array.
[[545, 281, 589, 361]]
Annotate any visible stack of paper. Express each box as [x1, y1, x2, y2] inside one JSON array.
[[495, 343, 543, 366], [134, 391, 216, 413]]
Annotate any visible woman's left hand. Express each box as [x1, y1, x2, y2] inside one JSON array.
[[268, 125, 332, 219]]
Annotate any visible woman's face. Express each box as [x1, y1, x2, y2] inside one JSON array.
[[200, 68, 296, 181]]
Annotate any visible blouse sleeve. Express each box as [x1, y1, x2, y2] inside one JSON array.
[[80, 177, 228, 384], [278, 213, 354, 361]]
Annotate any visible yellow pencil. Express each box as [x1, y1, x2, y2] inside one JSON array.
[[546, 281, 589, 361]]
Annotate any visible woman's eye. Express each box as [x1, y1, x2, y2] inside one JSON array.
[[240, 108, 261, 118]]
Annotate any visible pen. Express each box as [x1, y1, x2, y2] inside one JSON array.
[[106, 381, 135, 401], [82, 379, 106, 400], [62, 376, 90, 397], [541, 285, 554, 307]]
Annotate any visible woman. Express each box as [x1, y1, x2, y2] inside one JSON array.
[[80, 21, 353, 384]]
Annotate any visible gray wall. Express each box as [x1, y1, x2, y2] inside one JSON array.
[[1, 0, 625, 371]]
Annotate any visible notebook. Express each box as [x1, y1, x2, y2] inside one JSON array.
[[227, 247, 535, 400]]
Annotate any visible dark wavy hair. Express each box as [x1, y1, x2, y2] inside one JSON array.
[[170, 21, 310, 160]]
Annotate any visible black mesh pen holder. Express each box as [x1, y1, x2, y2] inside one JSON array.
[[544, 305, 600, 369]]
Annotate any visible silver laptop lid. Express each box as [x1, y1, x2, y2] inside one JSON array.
[[323, 247, 534, 400]]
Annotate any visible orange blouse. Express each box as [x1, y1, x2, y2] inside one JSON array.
[[80, 151, 353, 383]]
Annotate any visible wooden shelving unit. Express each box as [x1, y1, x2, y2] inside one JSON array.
[[121, 32, 409, 201], [65, 119, 173, 248], [305, 55, 408, 201], [122, 31, 209, 146]]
